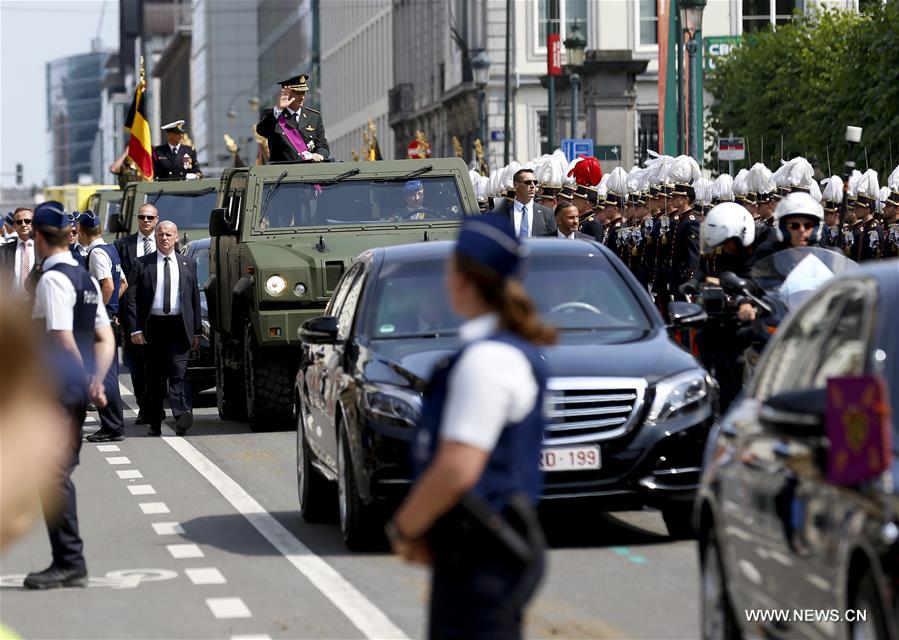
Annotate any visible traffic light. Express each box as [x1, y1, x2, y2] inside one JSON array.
[[15, 163, 22, 185]]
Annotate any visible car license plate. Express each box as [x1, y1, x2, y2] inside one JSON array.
[[540, 446, 601, 472]]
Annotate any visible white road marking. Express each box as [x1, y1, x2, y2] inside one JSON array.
[[106, 456, 131, 465], [117, 469, 143, 479], [185, 567, 227, 585], [119, 382, 134, 398], [206, 597, 252, 619], [84, 417, 97, 423], [167, 544, 205, 559], [139, 502, 170, 515], [128, 484, 156, 496], [96, 444, 120, 452], [151, 522, 184, 536], [231, 636, 271, 640], [161, 430, 409, 640]]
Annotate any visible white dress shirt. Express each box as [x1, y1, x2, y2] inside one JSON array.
[[272, 106, 299, 121], [13, 238, 35, 291], [136, 232, 156, 257], [32, 252, 109, 331], [557, 229, 575, 239], [170, 143, 180, 156], [83, 238, 113, 282], [512, 199, 536, 238], [439, 313, 538, 452], [151, 251, 181, 315]]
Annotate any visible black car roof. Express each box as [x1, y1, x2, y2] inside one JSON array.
[[367, 237, 613, 263]]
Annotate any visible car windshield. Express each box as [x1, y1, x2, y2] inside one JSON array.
[[256, 176, 467, 230], [368, 254, 650, 339], [146, 191, 218, 231]]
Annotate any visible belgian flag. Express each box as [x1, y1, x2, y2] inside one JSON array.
[[125, 79, 154, 179]]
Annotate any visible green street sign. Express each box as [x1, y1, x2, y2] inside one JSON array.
[[704, 36, 742, 72]]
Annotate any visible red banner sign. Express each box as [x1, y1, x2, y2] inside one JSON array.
[[547, 33, 562, 76]]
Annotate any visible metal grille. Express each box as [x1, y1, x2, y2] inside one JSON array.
[[543, 377, 646, 446]]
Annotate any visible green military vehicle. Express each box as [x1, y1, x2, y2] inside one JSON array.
[[109, 178, 220, 249], [206, 158, 479, 430], [84, 188, 123, 243]]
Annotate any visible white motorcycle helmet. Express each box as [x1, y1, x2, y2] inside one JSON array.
[[700, 202, 756, 255], [773, 191, 824, 244]]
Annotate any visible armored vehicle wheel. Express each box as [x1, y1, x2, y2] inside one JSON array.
[[215, 334, 247, 421], [244, 321, 294, 432]]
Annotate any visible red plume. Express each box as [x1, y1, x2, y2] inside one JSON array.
[[568, 155, 602, 186]]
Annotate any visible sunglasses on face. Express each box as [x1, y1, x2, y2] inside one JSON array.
[[14, 219, 32, 225], [787, 221, 817, 231], [517, 180, 539, 186], [138, 215, 157, 221]]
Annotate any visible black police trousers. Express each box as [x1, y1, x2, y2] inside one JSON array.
[[96, 350, 125, 436], [43, 402, 87, 572], [428, 550, 544, 640]]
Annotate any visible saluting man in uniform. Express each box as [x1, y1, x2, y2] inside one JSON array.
[[152, 121, 202, 180], [24, 201, 116, 589], [256, 74, 330, 163]]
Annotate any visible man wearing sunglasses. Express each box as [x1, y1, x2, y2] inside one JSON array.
[[114, 203, 159, 424], [491, 168, 556, 238], [747, 192, 830, 271], [1, 207, 35, 294]]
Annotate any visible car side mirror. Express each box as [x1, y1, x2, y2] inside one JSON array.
[[209, 208, 230, 237], [108, 212, 125, 233], [759, 387, 825, 438], [668, 301, 707, 328], [299, 316, 339, 344]]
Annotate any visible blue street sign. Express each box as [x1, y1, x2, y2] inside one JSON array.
[[490, 130, 505, 142], [561, 138, 594, 162]]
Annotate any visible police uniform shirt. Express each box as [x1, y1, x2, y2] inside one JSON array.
[[151, 251, 182, 316], [136, 232, 156, 257], [13, 238, 35, 291], [439, 313, 538, 452], [82, 238, 114, 282], [32, 252, 109, 331], [512, 200, 535, 238]]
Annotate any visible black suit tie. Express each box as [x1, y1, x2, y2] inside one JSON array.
[[163, 257, 172, 314]]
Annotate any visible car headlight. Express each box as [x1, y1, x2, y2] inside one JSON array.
[[363, 386, 422, 427], [293, 283, 307, 297], [264, 274, 288, 297], [646, 369, 710, 423]]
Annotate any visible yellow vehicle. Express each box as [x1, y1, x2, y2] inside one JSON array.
[[42, 184, 118, 214]]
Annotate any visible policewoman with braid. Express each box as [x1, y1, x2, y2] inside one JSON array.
[[387, 214, 555, 639]]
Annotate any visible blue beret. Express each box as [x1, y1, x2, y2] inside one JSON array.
[[404, 180, 423, 193], [33, 201, 69, 229], [4, 212, 13, 226], [454, 214, 524, 278], [76, 210, 101, 229]]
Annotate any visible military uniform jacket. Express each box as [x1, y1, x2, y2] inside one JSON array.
[[152, 144, 201, 180], [851, 218, 883, 262], [670, 212, 701, 298], [256, 107, 330, 162]]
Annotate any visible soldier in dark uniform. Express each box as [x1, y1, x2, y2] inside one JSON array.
[[256, 74, 330, 163], [602, 193, 626, 258], [668, 183, 701, 300], [882, 187, 899, 259], [571, 185, 604, 242], [152, 121, 202, 180], [849, 193, 882, 262]]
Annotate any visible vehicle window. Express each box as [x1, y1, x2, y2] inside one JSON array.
[[226, 193, 242, 228], [147, 191, 218, 231], [191, 247, 210, 288], [327, 263, 363, 317], [811, 290, 868, 387], [753, 286, 844, 400], [337, 269, 365, 339], [368, 253, 649, 339], [256, 176, 467, 231]]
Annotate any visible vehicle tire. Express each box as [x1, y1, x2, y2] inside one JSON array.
[[849, 569, 889, 640], [244, 321, 293, 432], [215, 333, 246, 421], [662, 503, 696, 540], [337, 420, 383, 551], [701, 530, 741, 640], [296, 396, 335, 523]]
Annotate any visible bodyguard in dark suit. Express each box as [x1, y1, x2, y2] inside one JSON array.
[[114, 204, 159, 423], [152, 120, 202, 180], [256, 74, 330, 163], [554, 202, 593, 240], [126, 221, 202, 436], [491, 168, 557, 237]]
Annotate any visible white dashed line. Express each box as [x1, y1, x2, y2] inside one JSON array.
[[167, 544, 204, 559], [206, 597, 251, 619], [151, 522, 184, 536], [119, 382, 134, 398], [127, 484, 156, 496], [185, 567, 227, 585], [106, 456, 131, 465], [139, 502, 170, 514], [231, 635, 271, 640], [117, 469, 143, 479], [84, 417, 98, 423], [96, 444, 120, 452]]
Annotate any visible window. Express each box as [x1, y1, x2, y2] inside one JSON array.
[[742, 0, 803, 33], [336, 266, 366, 339], [536, 0, 588, 50], [327, 263, 364, 318], [638, 112, 659, 165], [538, 112, 551, 155], [811, 291, 869, 388], [638, 0, 658, 47]]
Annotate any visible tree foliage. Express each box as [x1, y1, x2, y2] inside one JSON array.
[[706, 3, 899, 178]]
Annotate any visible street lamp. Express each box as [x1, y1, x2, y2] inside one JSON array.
[[471, 48, 492, 149], [564, 20, 587, 140], [680, 0, 706, 162]]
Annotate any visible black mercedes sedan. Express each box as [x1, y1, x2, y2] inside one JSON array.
[[697, 260, 899, 640], [295, 239, 715, 549], [184, 237, 214, 395]]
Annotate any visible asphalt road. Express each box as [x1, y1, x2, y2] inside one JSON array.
[[0, 376, 701, 640]]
